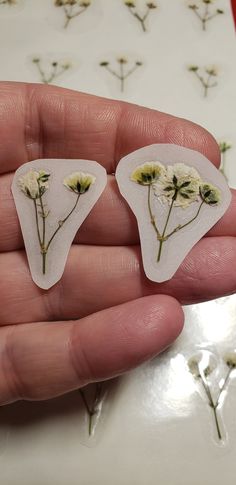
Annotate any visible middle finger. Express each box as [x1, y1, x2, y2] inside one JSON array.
[[1, 236, 236, 325], [0, 173, 236, 252]]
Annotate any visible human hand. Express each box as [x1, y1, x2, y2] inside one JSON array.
[[0, 82, 235, 404]]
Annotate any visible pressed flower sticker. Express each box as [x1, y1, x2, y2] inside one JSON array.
[[188, 349, 236, 443], [116, 144, 231, 282], [12, 159, 107, 289]]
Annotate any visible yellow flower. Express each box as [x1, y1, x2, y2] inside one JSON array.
[[200, 183, 221, 205], [131, 162, 165, 185], [63, 171, 96, 194], [19, 170, 50, 199]]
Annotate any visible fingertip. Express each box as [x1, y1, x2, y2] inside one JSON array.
[[164, 116, 221, 168]]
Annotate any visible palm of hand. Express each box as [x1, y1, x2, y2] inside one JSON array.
[[0, 82, 235, 405]]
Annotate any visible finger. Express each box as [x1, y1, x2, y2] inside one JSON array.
[[0, 82, 220, 175], [1, 171, 235, 252], [0, 295, 184, 403], [1, 237, 236, 325]]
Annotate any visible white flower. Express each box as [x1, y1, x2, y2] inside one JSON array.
[[188, 351, 217, 378], [19, 170, 50, 199], [200, 183, 221, 205], [153, 163, 202, 208], [63, 171, 96, 194], [131, 162, 166, 185], [205, 65, 218, 77]]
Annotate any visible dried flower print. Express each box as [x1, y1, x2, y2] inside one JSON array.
[[79, 382, 104, 436], [124, 0, 157, 32], [32, 58, 72, 84], [19, 170, 50, 199], [188, 65, 219, 98], [154, 163, 201, 208], [54, 0, 91, 28], [200, 183, 221, 204], [131, 162, 221, 262], [19, 170, 96, 274], [188, 350, 236, 442], [188, 0, 224, 31], [131, 161, 164, 185], [63, 172, 96, 194], [100, 57, 142, 92], [219, 141, 231, 178]]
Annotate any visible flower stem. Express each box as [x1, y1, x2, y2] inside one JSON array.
[[42, 251, 46, 275], [215, 367, 232, 407], [212, 405, 222, 441], [147, 184, 161, 239], [33, 199, 42, 248], [157, 190, 176, 262], [199, 367, 222, 441], [128, 7, 149, 32], [63, 5, 87, 28], [46, 193, 80, 251], [120, 61, 124, 92], [79, 383, 103, 436], [33, 198, 47, 274], [165, 200, 204, 239]]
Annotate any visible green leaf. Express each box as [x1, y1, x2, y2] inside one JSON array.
[[180, 181, 191, 188]]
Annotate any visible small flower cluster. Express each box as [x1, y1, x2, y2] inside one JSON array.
[[19, 170, 96, 274], [131, 161, 221, 262], [32, 57, 72, 84], [218, 141, 232, 179], [131, 161, 220, 207], [124, 0, 157, 32], [55, 0, 90, 7], [188, 349, 236, 441], [100, 56, 143, 92], [188, 64, 218, 97], [188, 0, 224, 31], [219, 141, 231, 154], [19, 170, 50, 199], [125, 1, 156, 8], [54, 0, 91, 28], [63, 172, 96, 194]]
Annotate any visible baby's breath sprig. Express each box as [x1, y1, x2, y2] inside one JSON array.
[[219, 141, 231, 178], [188, 65, 218, 98], [124, 1, 157, 32], [188, 353, 223, 440], [19, 170, 95, 274], [32, 58, 71, 84], [100, 57, 142, 92], [54, 0, 91, 29], [79, 382, 104, 436], [188, 0, 224, 31], [131, 162, 221, 263], [188, 350, 236, 441]]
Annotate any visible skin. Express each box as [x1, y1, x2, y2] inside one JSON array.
[[0, 81, 235, 405]]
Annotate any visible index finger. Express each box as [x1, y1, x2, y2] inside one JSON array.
[[0, 82, 220, 175]]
